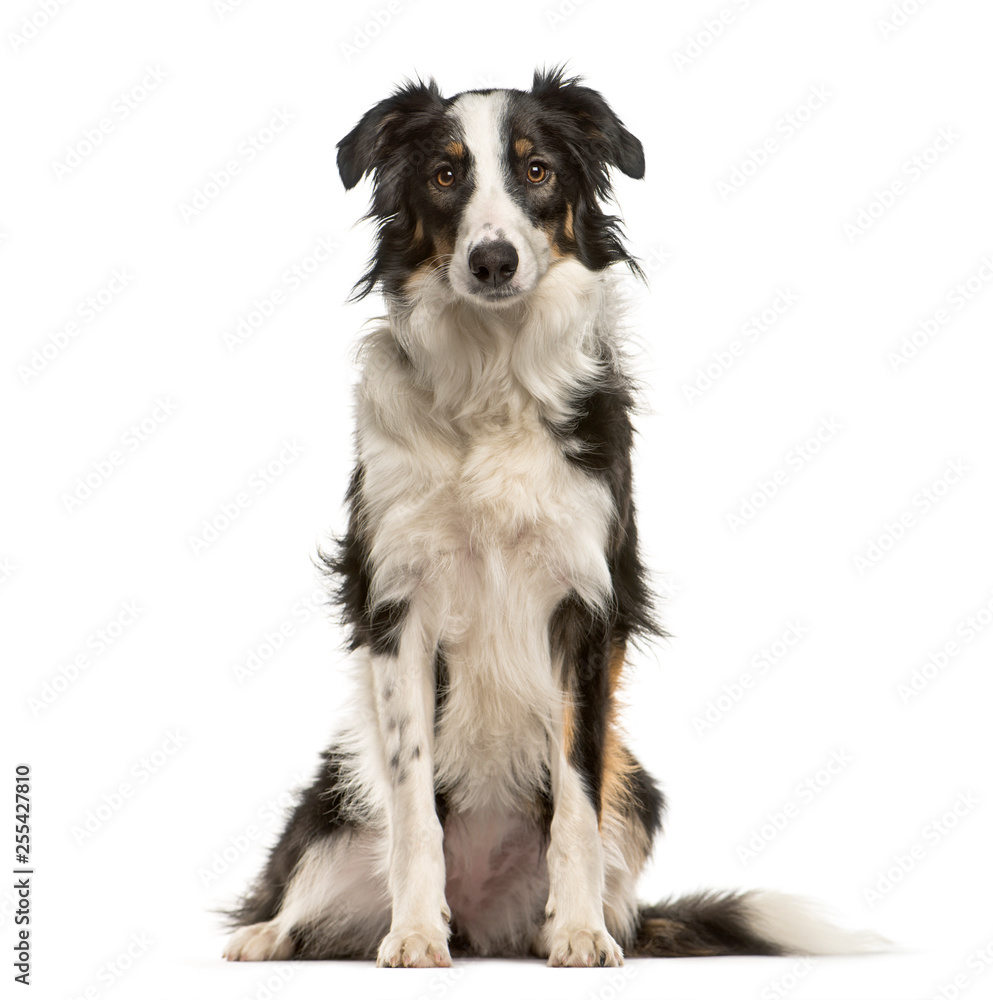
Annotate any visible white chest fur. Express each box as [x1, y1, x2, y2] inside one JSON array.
[[356, 346, 614, 811], [351, 262, 622, 811]]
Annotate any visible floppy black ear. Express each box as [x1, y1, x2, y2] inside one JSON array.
[[337, 78, 444, 190], [531, 67, 645, 179]]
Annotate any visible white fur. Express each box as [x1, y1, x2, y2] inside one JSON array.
[[357, 260, 618, 817], [222, 81, 884, 968], [743, 891, 890, 955], [224, 828, 390, 960], [369, 629, 452, 967], [447, 91, 553, 301], [543, 740, 624, 967]]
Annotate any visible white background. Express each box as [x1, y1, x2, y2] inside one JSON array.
[[3, 1, 993, 998]]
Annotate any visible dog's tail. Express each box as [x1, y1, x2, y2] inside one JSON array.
[[630, 890, 885, 957]]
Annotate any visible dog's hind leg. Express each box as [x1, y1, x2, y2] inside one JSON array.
[[223, 746, 391, 961], [224, 826, 390, 960]]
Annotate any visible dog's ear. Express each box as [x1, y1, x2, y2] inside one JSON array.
[[531, 66, 645, 179], [337, 79, 444, 190]]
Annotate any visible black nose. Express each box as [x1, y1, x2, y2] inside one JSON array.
[[468, 241, 519, 289]]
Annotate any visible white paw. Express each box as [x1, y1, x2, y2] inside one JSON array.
[[222, 921, 293, 961], [545, 925, 624, 967], [376, 926, 452, 968]]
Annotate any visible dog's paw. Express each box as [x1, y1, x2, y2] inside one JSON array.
[[545, 925, 623, 967], [376, 926, 452, 968], [222, 921, 293, 962]]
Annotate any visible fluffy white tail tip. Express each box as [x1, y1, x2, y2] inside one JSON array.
[[744, 891, 891, 955]]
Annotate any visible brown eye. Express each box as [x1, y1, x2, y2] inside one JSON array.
[[526, 161, 548, 184], [435, 167, 455, 188]]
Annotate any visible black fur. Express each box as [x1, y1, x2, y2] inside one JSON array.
[[627, 760, 666, 841], [336, 66, 645, 299], [549, 595, 611, 817], [551, 351, 662, 645], [511, 67, 645, 278], [631, 891, 786, 958], [316, 465, 408, 657], [228, 747, 355, 928], [221, 70, 840, 967]]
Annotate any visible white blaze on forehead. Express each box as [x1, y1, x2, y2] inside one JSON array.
[[450, 90, 512, 233], [447, 90, 551, 298]]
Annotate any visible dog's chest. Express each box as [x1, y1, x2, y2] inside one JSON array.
[[366, 398, 613, 807], [398, 404, 612, 613]]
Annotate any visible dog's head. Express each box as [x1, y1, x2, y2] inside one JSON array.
[[337, 68, 644, 306]]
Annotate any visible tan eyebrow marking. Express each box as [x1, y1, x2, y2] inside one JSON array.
[[445, 140, 464, 159], [514, 137, 533, 157]]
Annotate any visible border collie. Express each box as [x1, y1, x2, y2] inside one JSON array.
[[223, 68, 872, 968]]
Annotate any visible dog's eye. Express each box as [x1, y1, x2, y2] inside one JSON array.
[[435, 167, 455, 189], [526, 162, 548, 184]]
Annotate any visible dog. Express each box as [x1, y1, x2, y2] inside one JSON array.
[[222, 68, 872, 968]]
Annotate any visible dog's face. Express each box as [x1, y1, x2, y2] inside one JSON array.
[[337, 69, 645, 305]]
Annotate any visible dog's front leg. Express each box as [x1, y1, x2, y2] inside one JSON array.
[[543, 603, 624, 967], [371, 612, 451, 968]]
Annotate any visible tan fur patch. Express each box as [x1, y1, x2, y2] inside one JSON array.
[[564, 203, 575, 241], [561, 697, 574, 757], [514, 137, 533, 158], [413, 217, 424, 244], [432, 231, 454, 259], [445, 140, 464, 159], [403, 252, 450, 296], [608, 641, 626, 695], [600, 663, 632, 822]]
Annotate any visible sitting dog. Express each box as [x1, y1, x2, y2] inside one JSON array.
[[223, 68, 868, 968]]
